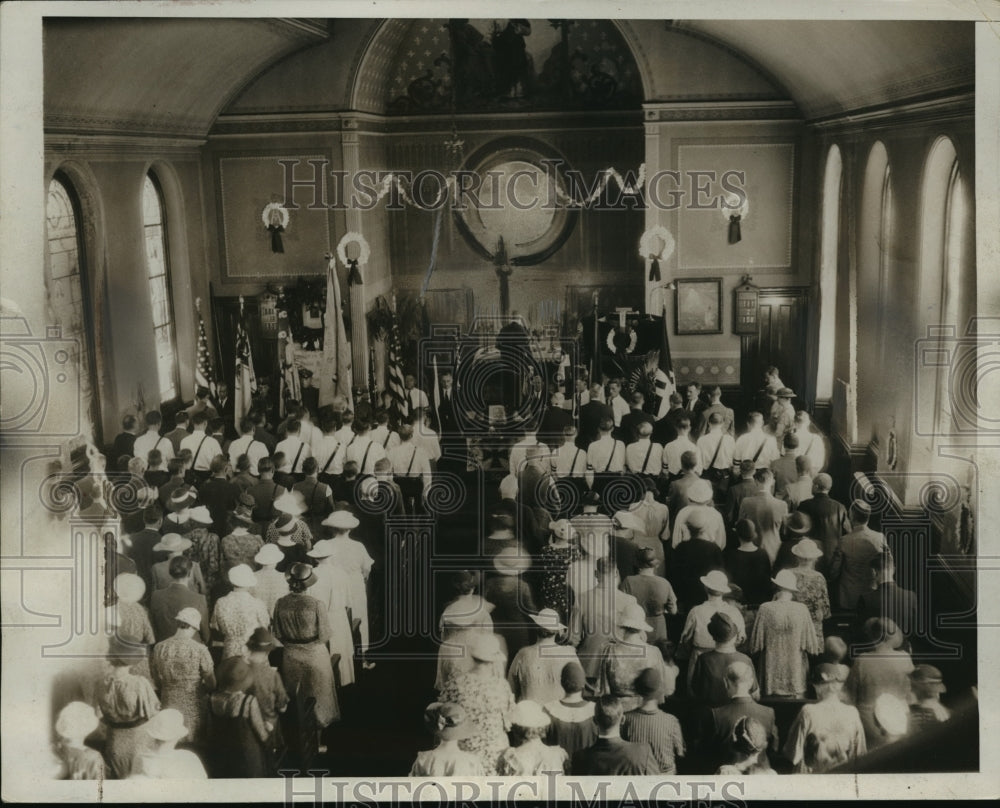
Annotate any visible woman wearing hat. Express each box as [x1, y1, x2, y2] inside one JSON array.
[[270, 513, 310, 571], [150, 607, 216, 747], [539, 519, 581, 623], [265, 492, 313, 550], [53, 702, 104, 780], [484, 546, 539, 665], [783, 662, 866, 772], [320, 510, 375, 668], [250, 542, 289, 617], [97, 634, 161, 778], [844, 617, 914, 745], [111, 573, 155, 649], [596, 603, 672, 712], [164, 492, 223, 601], [439, 632, 516, 775], [621, 667, 686, 775], [130, 709, 208, 779], [690, 612, 758, 707], [245, 628, 289, 769], [435, 570, 497, 693], [207, 657, 272, 778], [908, 665, 950, 729], [497, 700, 569, 775], [678, 570, 746, 690], [622, 547, 677, 644], [272, 563, 339, 727], [220, 493, 264, 573], [786, 537, 831, 641], [749, 569, 820, 697], [162, 486, 198, 535], [211, 564, 270, 660], [150, 533, 206, 595], [507, 608, 580, 704], [306, 538, 357, 687], [409, 702, 484, 776]]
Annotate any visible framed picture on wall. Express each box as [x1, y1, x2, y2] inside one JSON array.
[[675, 277, 723, 335]]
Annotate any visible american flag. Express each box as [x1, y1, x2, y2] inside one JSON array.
[[386, 300, 406, 416], [233, 295, 256, 421], [195, 298, 216, 396]]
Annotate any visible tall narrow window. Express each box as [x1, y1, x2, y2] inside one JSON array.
[[46, 172, 100, 440], [143, 173, 178, 403]]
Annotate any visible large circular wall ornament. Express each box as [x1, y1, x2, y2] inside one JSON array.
[[454, 140, 578, 266]]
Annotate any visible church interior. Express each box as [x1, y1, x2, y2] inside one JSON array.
[[1, 8, 995, 791]]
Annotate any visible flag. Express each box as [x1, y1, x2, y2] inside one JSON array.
[[386, 299, 406, 416], [194, 297, 216, 397], [654, 301, 676, 418], [432, 354, 441, 429], [233, 295, 256, 423], [319, 255, 352, 406]]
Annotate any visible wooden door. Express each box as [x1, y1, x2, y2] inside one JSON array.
[[740, 287, 809, 416]]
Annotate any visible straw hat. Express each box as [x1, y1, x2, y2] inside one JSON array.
[[791, 538, 823, 559], [228, 563, 257, 589], [688, 479, 714, 504], [166, 486, 196, 511], [771, 568, 799, 591], [285, 562, 317, 588], [152, 533, 191, 554], [786, 511, 812, 535], [274, 491, 306, 516], [424, 702, 474, 740], [612, 510, 645, 533], [508, 700, 551, 729], [685, 507, 712, 531], [530, 608, 566, 633], [493, 547, 531, 575], [254, 543, 284, 566], [618, 602, 653, 633], [188, 505, 213, 525], [55, 702, 99, 740], [175, 607, 202, 631], [699, 570, 731, 594], [144, 709, 189, 742], [307, 539, 336, 559], [323, 510, 360, 530], [811, 662, 849, 684], [274, 513, 297, 534], [467, 632, 504, 663], [114, 573, 146, 604]]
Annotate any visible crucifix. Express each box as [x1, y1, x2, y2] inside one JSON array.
[[614, 306, 639, 329], [494, 236, 513, 319]]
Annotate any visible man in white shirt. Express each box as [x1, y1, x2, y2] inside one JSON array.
[[551, 425, 587, 480], [585, 417, 625, 491], [733, 412, 780, 471], [370, 410, 394, 450], [793, 410, 828, 473], [179, 412, 223, 480], [628, 478, 671, 544], [625, 421, 663, 476], [671, 479, 727, 550], [662, 416, 700, 478], [275, 419, 312, 476], [343, 418, 387, 476], [571, 377, 590, 417], [413, 413, 441, 464], [228, 417, 269, 477], [509, 428, 550, 476], [402, 375, 430, 421], [333, 411, 355, 448], [387, 423, 432, 514], [697, 412, 736, 485], [311, 415, 344, 480], [134, 410, 174, 465], [606, 379, 629, 428]]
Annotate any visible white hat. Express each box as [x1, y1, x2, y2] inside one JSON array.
[[188, 505, 213, 525], [688, 479, 714, 504], [323, 511, 360, 530], [530, 608, 567, 633], [254, 543, 284, 566], [273, 491, 306, 516], [618, 602, 654, 632], [153, 533, 191, 554], [175, 607, 202, 630], [114, 573, 146, 604], [55, 702, 99, 740], [228, 564, 257, 589], [771, 569, 799, 591], [307, 539, 336, 559], [548, 519, 577, 542], [508, 700, 551, 729], [468, 632, 504, 662], [700, 570, 731, 594], [499, 474, 518, 500], [144, 708, 189, 742], [613, 510, 645, 533], [791, 538, 823, 560]]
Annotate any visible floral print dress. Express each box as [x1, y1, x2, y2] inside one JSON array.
[[540, 543, 581, 622], [439, 671, 516, 776]]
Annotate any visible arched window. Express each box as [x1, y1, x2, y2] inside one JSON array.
[[816, 145, 842, 402], [143, 172, 178, 403], [46, 172, 100, 440]]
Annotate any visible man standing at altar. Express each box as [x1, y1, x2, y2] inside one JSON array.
[[497, 311, 532, 414], [402, 374, 430, 421]]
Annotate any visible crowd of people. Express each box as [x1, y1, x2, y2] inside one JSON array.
[[51, 364, 961, 779]]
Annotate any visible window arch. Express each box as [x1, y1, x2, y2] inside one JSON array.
[[143, 171, 179, 403], [45, 171, 101, 441]]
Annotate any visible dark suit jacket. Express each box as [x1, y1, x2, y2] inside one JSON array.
[[578, 401, 613, 450], [111, 432, 136, 462], [797, 493, 850, 564], [698, 696, 778, 771], [164, 427, 190, 455], [127, 528, 162, 590], [149, 582, 210, 643], [253, 426, 277, 455], [857, 581, 918, 638], [725, 478, 760, 526], [436, 390, 458, 437], [198, 476, 241, 535], [539, 406, 574, 446], [667, 472, 703, 521], [572, 736, 657, 776], [618, 409, 655, 444], [671, 538, 725, 608]]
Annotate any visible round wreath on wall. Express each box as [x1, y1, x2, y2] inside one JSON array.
[[639, 225, 675, 282]]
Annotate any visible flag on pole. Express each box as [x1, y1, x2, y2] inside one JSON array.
[[386, 297, 406, 417], [277, 309, 300, 418], [432, 354, 441, 430], [194, 297, 217, 397], [654, 300, 676, 418], [233, 295, 257, 422], [319, 254, 352, 406]]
